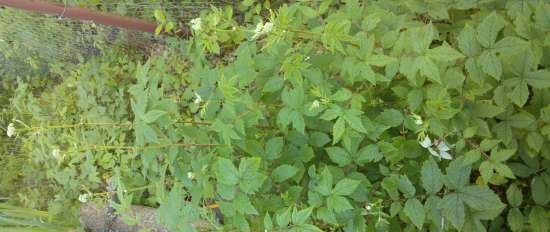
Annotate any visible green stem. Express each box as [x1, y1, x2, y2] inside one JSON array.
[[78, 143, 224, 152]]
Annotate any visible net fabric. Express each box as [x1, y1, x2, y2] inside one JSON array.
[[0, 0, 230, 77]]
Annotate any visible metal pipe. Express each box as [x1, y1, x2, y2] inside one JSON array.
[[0, 0, 158, 33]]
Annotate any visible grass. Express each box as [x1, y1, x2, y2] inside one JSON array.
[[0, 203, 80, 232]]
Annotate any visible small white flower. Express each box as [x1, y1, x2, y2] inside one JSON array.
[[438, 150, 452, 160], [437, 141, 450, 152], [190, 17, 202, 31], [52, 148, 61, 160], [263, 22, 273, 33], [305, 56, 311, 61], [78, 193, 90, 203], [187, 172, 196, 180], [420, 136, 453, 160], [252, 21, 274, 39], [309, 100, 320, 110], [366, 205, 372, 211], [412, 114, 423, 125], [194, 92, 202, 104], [254, 22, 264, 34], [6, 123, 15, 137], [428, 147, 439, 157], [419, 136, 432, 148]]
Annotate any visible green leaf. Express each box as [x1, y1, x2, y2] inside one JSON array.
[[217, 182, 236, 200], [443, 68, 466, 89], [332, 117, 346, 144], [466, 57, 484, 83], [493, 162, 516, 179], [462, 211, 486, 232], [238, 158, 266, 194], [444, 159, 471, 190], [320, 107, 342, 121], [525, 70, 550, 88], [389, 201, 402, 217], [292, 207, 314, 225], [158, 184, 194, 231], [491, 149, 516, 162], [317, 168, 333, 196], [325, 146, 351, 166], [365, 54, 397, 66], [507, 208, 524, 231], [461, 186, 505, 211], [479, 161, 494, 182], [212, 120, 240, 145], [309, 132, 331, 147], [531, 177, 549, 205], [404, 198, 426, 229], [529, 206, 549, 232], [331, 89, 352, 102], [276, 207, 292, 227], [526, 132, 544, 152], [135, 123, 158, 145], [506, 184, 523, 208], [272, 165, 299, 183], [265, 137, 284, 160], [508, 80, 529, 107], [278, 107, 293, 128], [477, 12, 505, 48], [154, 9, 166, 22], [411, 24, 434, 53], [282, 88, 305, 109], [326, 194, 353, 212], [375, 109, 403, 127], [234, 193, 259, 215], [264, 213, 273, 230], [263, 76, 284, 92], [421, 158, 444, 194], [463, 150, 481, 165], [398, 175, 416, 198], [316, 207, 337, 225], [216, 158, 239, 185], [439, 193, 465, 230], [400, 56, 420, 84], [480, 139, 500, 151], [382, 176, 399, 200], [356, 144, 382, 163], [494, 36, 529, 56], [509, 111, 536, 128], [290, 110, 306, 134], [418, 56, 441, 83], [332, 178, 360, 196], [293, 224, 324, 232], [535, 2, 550, 30], [472, 102, 504, 118], [141, 110, 167, 123], [479, 50, 502, 79], [458, 24, 481, 56], [407, 89, 423, 112], [343, 110, 367, 133], [426, 43, 465, 62]]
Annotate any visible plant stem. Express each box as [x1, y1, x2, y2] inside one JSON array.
[[78, 143, 224, 152]]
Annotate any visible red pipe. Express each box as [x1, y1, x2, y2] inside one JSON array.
[[0, 0, 158, 33]]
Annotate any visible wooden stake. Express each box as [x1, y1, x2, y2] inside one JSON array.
[[0, 0, 158, 33]]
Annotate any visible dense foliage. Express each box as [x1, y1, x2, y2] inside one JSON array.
[[1, 0, 550, 231]]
